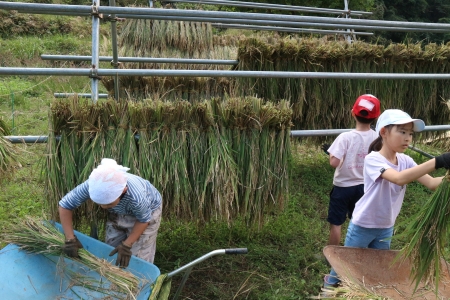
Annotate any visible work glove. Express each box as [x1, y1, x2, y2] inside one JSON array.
[[109, 242, 132, 268], [435, 152, 450, 169], [62, 236, 83, 258], [321, 144, 331, 155]]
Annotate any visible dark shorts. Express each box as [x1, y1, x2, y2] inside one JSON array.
[[327, 184, 364, 226]]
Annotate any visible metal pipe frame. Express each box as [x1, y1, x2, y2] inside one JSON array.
[[113, 15, 450, 33], [168, 0, 372, 16], [34, 12, 449, 33], [54, 93, 108, 98], [6, 125, 450, 144], [41, 55, 239, 65], [6, 68, 450, 79], [291, 125, 450, 137], [3, 2, 450, 30], [90, 0, 100, 103], [109, 0, 120, 100], [211, 23, 373, 36]]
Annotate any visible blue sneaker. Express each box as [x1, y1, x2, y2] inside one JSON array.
[[323, 274, 340, 288]]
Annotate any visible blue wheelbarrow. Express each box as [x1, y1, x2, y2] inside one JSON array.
[[0, 222, 248, 300]]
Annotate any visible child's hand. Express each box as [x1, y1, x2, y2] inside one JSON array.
[[321, 144, 331, 155], [435, 152, 450, 169]]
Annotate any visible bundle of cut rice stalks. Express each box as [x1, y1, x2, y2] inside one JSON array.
[[398, 173, 450, 294], [0, 117, 23, 181], [2, 217, 143, 299], [311, 276, 390, 299]]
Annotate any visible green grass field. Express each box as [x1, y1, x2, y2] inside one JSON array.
[[0, 15, 448, 299]]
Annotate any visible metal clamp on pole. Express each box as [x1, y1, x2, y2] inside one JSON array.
[[91, 2, 103, 19], [110, 60, 122, 68], [89, 68, 102, 80], [103, 15, 126, 22]]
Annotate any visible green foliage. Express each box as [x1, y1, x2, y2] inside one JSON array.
[[0, 78, 36, 104], [372, 0, 450, 43], [0, 146, 45, 233], [0, 10, 94, 38]]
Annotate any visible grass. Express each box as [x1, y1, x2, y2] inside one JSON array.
[[0, 14, 448, 300]]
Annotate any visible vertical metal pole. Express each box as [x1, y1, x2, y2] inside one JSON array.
[[91, 0, 100, 103], [343, 0, 352, 43], [10, 91, 14, 134], [110, 0, 120, 100], [149, 0, 154, 8]]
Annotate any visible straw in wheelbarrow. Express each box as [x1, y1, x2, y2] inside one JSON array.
[[398, 172, 450, 293], [2, 217, 142, 299]]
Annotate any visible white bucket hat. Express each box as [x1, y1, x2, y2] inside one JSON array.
[[375, 109, 425, 135], [88, 158, 130, 205]]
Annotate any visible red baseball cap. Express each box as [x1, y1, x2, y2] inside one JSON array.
[[352, 94, 381, 119]]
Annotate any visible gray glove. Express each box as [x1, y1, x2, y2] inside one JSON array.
[[62, 236, 83, 258], [109, 242, 132, 268]]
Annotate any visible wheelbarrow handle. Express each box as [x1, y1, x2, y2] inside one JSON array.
[[225, 248, 248, 254], [168, 248, 249, 300]]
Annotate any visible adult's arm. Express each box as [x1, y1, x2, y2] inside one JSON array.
[[123, 221, 149, 247], [59, 206, 75, 240]]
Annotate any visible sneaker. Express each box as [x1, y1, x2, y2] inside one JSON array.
[[323, 274, 340, 288]]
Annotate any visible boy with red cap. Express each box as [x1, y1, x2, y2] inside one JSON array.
[[324, 94, 381, 247], [58, 158, 162, 268]]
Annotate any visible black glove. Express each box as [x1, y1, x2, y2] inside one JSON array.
[[435, 152, 450, 169], [109, 242, 132, 268], [63, 236, 83, 258], [321, 144, 331, 155]]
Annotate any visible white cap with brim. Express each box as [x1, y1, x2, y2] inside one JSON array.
[[375, 109, 425, 135], [88, 158, 130, 205]]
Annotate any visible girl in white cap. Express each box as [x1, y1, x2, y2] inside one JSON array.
[[325, 109, 450, 288], [58, 158, 162, 268]]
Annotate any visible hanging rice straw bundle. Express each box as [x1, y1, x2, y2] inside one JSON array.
[[398, 173, 450, 293], [2, 217, 143, 299], [0, 118, 23, 181]]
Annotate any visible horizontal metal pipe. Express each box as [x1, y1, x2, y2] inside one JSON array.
[[212, 23, 373, 35], [6, 68, 450, 79], [6, 125, 450, 143], [22, 10, 441, 34], [4, 2, 450, 30], [111, 14, 449, 33], [54, 93, 108, 98], [12, 8, 449, 33], [0, 68, 89, 76], [5, 136, 49, 144], [291, 129, 351, 137], [169, 0, 371, 16], [291, 125, 450, 137], [41, 55, 239, 65]]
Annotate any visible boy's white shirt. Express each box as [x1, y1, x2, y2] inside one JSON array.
[[328, 130, 378, 187], [352, 151, 417, 228]]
